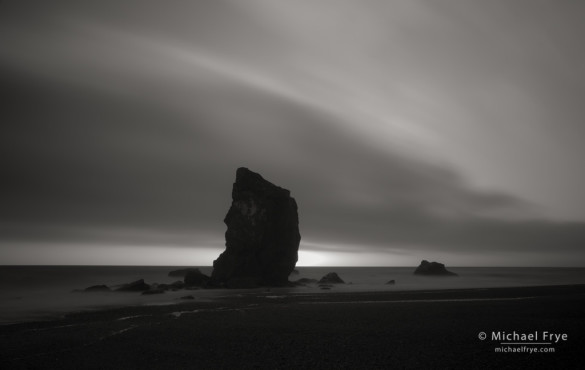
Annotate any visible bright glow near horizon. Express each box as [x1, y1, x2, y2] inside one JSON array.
[[297, 250, 413, 267], [1, 242, 583, 267]]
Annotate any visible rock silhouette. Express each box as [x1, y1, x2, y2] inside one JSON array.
[[318, 272, 345, 284], [211, 168, 301, 287], [414, 260, 458, 276], [115, 279, 151, 292], [184, 269, 210, 287], [155, 281, 185, 291]]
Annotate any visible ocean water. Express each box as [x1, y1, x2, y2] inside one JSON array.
[[1, 266, 585, 324]]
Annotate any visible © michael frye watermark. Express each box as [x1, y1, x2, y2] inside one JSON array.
[[477, 331, 568, 353]]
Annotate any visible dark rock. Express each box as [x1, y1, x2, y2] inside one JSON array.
[[155, 281, 184, 291], [180, 295, 195, 300], [169, 268, 202, 278], [290, 269, 300, 275], [386, 280, 396, 285], [83, 285, 111, 292], [115, 279, 151, 292], [184, 269, 210, 287], [414, 260, 458, 276], [211, 168, 301, 287], [142, 288, 165, 295], [318, 272, 345, 284]]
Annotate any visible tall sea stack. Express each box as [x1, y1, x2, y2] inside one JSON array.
[[211, 168, 301, 287]]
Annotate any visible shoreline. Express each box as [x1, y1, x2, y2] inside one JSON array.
[[2, 284, 585, 368], [3, 283, 585, 326], [4, 265, 585, 327]]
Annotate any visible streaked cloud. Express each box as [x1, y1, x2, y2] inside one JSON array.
[[1, 0, 584, 265]]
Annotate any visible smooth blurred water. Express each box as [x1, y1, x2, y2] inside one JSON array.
[[295, 266, 585, 291], [2, 266, 585, 324], [0, 266, 213, 324]]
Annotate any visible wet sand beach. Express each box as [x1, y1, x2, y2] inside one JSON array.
[[2, 284, 585, 369]]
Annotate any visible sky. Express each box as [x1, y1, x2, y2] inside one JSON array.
[[1, 0, 585, 266]]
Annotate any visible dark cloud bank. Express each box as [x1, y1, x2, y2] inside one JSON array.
[[1, 0, 584, 266]]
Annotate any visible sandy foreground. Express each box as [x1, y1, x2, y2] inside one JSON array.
[[2, 285, 585, 369]]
